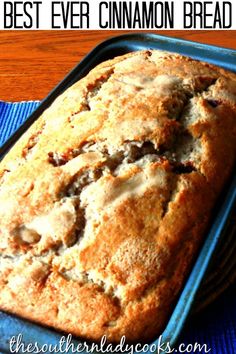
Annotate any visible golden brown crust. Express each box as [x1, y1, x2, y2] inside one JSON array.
[[0, 50, 236, 342]]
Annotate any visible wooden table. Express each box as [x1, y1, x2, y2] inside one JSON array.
[[0, 30, 236, 102]]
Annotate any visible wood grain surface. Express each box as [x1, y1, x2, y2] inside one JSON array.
[[0, 30, 236, 101]]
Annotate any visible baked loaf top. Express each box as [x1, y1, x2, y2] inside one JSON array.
[[0, 50, 236, 342]]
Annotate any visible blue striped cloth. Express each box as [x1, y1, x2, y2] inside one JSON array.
[[0, 101, 235, 354], [0, 101, 40, 146]]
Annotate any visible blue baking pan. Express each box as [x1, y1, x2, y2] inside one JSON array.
[[0, 33, 236, 354]]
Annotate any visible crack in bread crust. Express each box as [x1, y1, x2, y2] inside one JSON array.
[[0, 50, 236, 343]]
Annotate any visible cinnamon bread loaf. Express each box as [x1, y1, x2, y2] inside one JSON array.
[[0, 50, 236, 342]]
